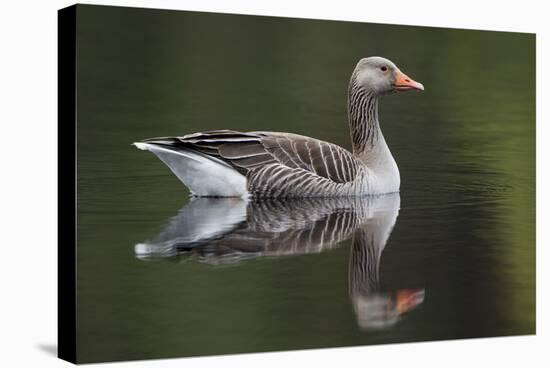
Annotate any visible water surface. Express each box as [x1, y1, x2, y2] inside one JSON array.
[[75, 5, 535, 363]]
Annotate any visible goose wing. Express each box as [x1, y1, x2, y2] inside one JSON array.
[[142, 130, 360, 183]]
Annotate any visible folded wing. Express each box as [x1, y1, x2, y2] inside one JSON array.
[[142, 129, 360, 184]]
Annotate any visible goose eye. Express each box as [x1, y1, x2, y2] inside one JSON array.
[[380, 66, 388, 72]]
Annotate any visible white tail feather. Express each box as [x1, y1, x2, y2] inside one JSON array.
[[133, 142, 248, 197]]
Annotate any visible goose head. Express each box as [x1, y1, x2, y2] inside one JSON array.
[[353, 56, 424, 95]]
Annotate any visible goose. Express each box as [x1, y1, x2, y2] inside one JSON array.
[[135, 195, 424, 329], [134, 56, 423, 197]]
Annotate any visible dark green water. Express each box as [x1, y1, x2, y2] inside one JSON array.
[[74, 5, 535, 363]]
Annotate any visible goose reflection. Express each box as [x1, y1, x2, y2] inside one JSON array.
[[135, 194, 424, 330]]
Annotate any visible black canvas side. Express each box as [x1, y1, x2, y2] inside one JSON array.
[[58, 4, 77, 364]]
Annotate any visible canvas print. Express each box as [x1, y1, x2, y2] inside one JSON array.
[[58, 4, 535, 364]]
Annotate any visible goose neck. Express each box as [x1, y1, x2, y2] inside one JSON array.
[[347, 84, 381, 154]]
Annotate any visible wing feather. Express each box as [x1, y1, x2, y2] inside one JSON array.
[[140, 130, 359, 184]]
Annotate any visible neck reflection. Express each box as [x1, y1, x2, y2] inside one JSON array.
[[135, 194, 424, 330]]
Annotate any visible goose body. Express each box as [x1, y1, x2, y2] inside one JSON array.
[[135, 57, 423, 197]]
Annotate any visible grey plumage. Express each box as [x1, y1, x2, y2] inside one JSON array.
[[142, 131, 367, 197]]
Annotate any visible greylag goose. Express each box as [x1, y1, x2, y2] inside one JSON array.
[[135, 195, 424, 329], [134, 56, 423, 197]]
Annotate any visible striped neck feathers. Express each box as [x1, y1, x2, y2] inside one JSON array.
[[347, 79, 381, 154]]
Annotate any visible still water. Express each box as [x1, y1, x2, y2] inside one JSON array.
[[75, 5, 535, 363]]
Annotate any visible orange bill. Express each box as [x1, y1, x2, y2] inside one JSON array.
[[393, 70, 424, 91]]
